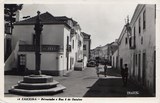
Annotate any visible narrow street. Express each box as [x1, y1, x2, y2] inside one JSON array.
[[5, 65, 152, 97]]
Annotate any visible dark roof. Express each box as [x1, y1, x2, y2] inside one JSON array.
[[14, 12, 72, 28], [55, 16, 71, 21], [81, 32, 91, 39], [81, 32, 91, 36]]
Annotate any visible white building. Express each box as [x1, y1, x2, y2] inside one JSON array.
[[117, 26, 131, 70], [90, 46, 102, 60], [100, 44, 109, 60], [70, 22, 84, 70], [129, 4, 156, 95], [5, 12, 84, 76], [108, 42, 118, 65], [112, 49, 118, 69], [117, 4, 156, 96], [82, 32, 91, 65]]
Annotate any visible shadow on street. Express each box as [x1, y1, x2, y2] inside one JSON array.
[[83, 67, 153, 97], [83, 77, 127, 97]]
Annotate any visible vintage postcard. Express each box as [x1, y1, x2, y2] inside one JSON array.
[[0, 0, 160, 103]]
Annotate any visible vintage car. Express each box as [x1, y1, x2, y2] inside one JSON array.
[[87, 61, 96, 67]]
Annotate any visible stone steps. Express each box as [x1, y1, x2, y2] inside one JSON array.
[[23, 75, 53, 83], [9, 84, 66, 96], [14, 80, 59, 90], [8, 75, 66, 96]]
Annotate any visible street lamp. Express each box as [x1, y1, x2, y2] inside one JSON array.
[[125, 16, 132, 37]]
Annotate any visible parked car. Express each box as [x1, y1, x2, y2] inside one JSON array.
[[87, 61, 96, 67]]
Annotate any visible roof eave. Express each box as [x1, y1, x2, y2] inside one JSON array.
[[14, 22, 71, 29]]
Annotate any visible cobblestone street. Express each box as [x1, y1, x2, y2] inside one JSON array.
[[4, 65, 152, 97]]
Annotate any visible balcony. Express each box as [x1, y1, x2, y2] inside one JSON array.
[[19, 45, 60, 52], [67, 45, 71, 52], [129, 36, 136, 49]]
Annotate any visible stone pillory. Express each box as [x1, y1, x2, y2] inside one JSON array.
[[34, 11, 43, 75], [8, 11, 66, 96]]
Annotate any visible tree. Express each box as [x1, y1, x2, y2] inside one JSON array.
[[4, 4, 23, 61], [4, 4, 23, 34]]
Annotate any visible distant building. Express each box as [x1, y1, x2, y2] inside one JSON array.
[[108, 41, 118, 65], [90, 46, 102, 60], [90, 49, 95, 60], [100, 44, 109, 60], [70, 20, 83, 70], [82, 32, 91, 61], [112, 49, 118, 69]]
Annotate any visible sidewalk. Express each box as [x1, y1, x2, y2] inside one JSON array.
[[84, 66, 153, 97]]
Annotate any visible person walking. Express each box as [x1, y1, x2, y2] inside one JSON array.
[[104, 63, 107, 77], [121, 64, 128, 86], [95, 63, 100, 77]]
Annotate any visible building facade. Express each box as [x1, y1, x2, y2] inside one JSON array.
[[112, 49, 118, 69], [70, 20, 83, 70], [100, 44, 109, 60], [129, 4, 156, 96], [82, 32, 91, 61], [108, 41, 118, 65], [117, 26, 131, 70], [5, 12, 84, 76], [117, 4, 156, 96], [90, 46, 102, 60]]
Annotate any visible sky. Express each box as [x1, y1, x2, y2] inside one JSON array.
[[20, 3, 137, 49]]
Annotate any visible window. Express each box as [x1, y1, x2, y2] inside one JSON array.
[[129, 37, 132, 47], [20, 55, 26, 65], [125, 37, 128, 44], [143, 10, 146, 30], [72, 40, 74, 49], [133, 26, 136, 47], [141, 37, 143, 44], [134, 26, 136, 35], [135, 54, 137, 66], [83, 45, 86, 50], [78, 40, 81, 47], [32, 34, 36, 45], [5, 23, 11, 34], [139, 17, 141, 34], [138, 53, 141, 80]]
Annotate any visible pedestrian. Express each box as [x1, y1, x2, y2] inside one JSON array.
[[95, 63, 100, 77], [121, 64, 128, 86], [104, 63, 107, 77]]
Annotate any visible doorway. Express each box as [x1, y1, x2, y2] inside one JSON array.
[[142, 52, 146, 85], [18, 54, 26, 72], [138, 53, 141, 81], [120, 58, 123, 69], [66, 36, 69, 71], [133, 54, 135, 77]]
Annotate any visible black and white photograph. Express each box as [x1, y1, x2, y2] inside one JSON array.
[[1, 0, 160, 103]]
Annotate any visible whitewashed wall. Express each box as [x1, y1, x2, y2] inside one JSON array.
[[112, 50, 118, 68], [83, 40, 89, 60], [13, 25, 64, 48], [130, 5, 156, 94], [118, 30, 131, 70], [12, 24, 72, 73]]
